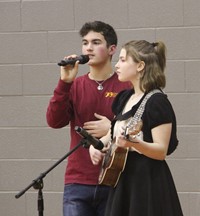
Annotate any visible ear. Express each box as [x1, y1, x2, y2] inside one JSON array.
[[108, 45, 117, 56], [137, 61, 145, 72]]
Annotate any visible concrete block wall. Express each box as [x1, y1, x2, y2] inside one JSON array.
[[0, 0, 199, 215]]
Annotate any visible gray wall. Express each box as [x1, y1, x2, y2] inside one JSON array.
[[0, 0, 199, 215]]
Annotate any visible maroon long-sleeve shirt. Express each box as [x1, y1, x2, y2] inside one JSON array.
[[46, 72, 131, 185]]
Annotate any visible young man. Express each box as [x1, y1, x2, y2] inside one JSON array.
[[46, 21, 131, 216]]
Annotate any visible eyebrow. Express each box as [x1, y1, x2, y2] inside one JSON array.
[[82, 39, 102, 43]]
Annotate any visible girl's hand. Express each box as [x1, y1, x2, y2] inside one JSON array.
[[116, 135, 139, 148], [89, 145, 105, 165]]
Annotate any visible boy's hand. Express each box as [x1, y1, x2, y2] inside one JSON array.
[[60, 54, 79, 83], [83, 113, 111, 138]]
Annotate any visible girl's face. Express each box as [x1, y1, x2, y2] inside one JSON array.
[[82, 31, 116, 66], [115, 48, 141, 83]]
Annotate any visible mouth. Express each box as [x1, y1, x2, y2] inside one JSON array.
[[87, 54, 94, 59]]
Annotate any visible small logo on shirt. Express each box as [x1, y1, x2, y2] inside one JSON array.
[[105, 92, 118, 98]]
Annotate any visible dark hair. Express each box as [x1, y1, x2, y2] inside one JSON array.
[[79, 21, 118, 47], [123, 40, 166, 92]]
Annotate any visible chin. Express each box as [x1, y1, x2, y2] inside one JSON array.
[[118, 77, 126, 82], [88, 60, 98, 66]]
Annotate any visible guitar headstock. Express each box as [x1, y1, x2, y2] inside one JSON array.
[[124, 120, 143, 140]]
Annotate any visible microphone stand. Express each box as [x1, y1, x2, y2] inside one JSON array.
[[15, 138, 89, 216]]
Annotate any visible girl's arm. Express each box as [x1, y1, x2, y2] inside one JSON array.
[[117, 123, 172, 160]]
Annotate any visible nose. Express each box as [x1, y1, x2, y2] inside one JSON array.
[[115, 61, 119, 69], [86, 43, 93, 51]]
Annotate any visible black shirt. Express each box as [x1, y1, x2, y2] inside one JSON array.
[[111, 89, 178, 155]]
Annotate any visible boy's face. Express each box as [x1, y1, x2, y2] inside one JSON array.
[[81, 31, 116, 66]]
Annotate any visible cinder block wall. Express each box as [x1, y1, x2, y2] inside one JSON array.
[[0, 0, 199, 215]]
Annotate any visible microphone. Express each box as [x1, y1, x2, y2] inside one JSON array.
[[75, 126, 104, 150], [57, 55, 89, 66]]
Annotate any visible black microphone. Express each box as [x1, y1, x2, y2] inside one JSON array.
[[75, 126, 104, 150], [57, 55, 89, 66]]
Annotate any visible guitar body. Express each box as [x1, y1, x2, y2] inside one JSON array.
[[98, 139, 129, 187], [98, 121, 143, 187]]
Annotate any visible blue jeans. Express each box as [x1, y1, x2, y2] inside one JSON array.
[[63, 183, 110, 216]]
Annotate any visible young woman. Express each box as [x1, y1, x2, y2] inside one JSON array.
[[90, 40, 183, 216]]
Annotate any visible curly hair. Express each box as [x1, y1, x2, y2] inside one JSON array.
[[79, 21, 117, 47]]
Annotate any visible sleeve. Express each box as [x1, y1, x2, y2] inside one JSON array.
[[145, 93, 179, 155], [145, 93, 174, 129], [46, 79, 74, 128]]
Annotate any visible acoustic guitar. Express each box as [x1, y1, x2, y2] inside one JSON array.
[[98, 120, 143, 187]]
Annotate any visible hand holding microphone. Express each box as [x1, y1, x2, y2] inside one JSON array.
[[58, 55, 89, 66], [58, 55, 89, 83]]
